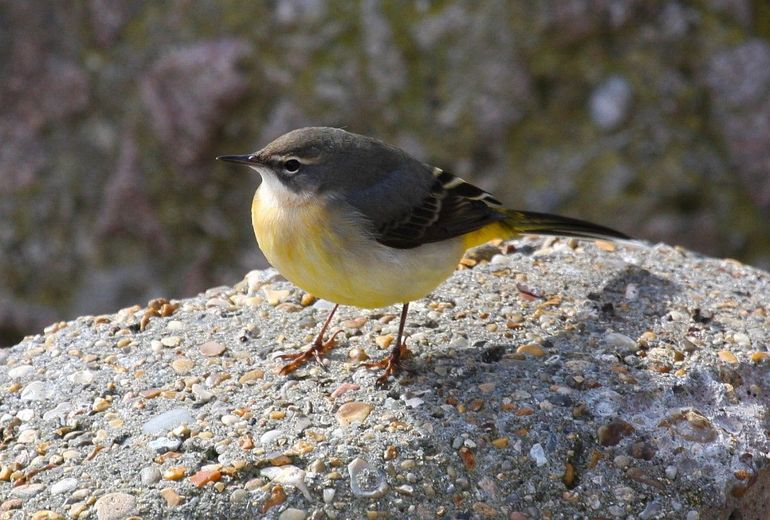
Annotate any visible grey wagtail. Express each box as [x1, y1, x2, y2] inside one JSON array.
[[218, 127, 628, 385]]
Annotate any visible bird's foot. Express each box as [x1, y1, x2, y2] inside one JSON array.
[[277, 329, 344, 375], [363, 341, 411, 387]]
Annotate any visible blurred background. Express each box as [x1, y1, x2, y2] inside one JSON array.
[[2, 1, 770, 347]]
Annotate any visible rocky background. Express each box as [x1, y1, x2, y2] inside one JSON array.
[[2, 0, 770, 346], [1, 238, 769, 519]]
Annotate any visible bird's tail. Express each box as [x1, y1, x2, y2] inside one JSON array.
[[500, 209, 630, 241], [461, 209, 629, 250]]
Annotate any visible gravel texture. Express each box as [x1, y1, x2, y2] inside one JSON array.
[[1, 237, 769, 519]]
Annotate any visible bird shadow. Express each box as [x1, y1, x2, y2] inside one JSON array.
[[385, 265, 688, 488], [410, 264, 683, 386]]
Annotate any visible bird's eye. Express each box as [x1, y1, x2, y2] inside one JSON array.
[[283, 159, 301, 174]]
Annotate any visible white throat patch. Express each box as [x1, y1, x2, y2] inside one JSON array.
[[252, 166, 312, 208]]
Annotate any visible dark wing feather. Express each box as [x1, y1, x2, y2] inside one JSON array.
[[374, 167, 504, 249]]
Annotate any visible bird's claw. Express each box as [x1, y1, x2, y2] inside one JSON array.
[[362, 342, 411, 386], [277, 329, 343, 375]]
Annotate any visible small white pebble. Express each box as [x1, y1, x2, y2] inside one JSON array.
[[191, 384, 214, 403], [260, 429, 286, 445], [604, 332, 636, 352], [161, 336, 181, 347], [278, 508, 307, 520], [140, 466, 162, 485], [50, 477, 79, 495], [221, 414, 240, 426], [68, 370, 94, 385], [8, 365, 34, 379], [529, 443, 547, 467], [260, 466, 312, 500], [17, 429, 39, 444], [142, 408, 194, 435], [20, 381, 54, 401], [733, 333, 751, 347], [230, 488, 249, 504], [394, 484, 414, 496], [16, 409, 35, 422], [624, 283, 639, 300], [166, 320, 185, 330]]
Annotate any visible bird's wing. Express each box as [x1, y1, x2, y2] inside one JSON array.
[[344, 160, 629, 249], [356, 165, 505, 250]]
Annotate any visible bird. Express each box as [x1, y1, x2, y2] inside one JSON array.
[[218, 127, 629, 385]]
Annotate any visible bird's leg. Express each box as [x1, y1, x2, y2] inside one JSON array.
[[278, 304, 342, 375], [364, 303, 411, 386]]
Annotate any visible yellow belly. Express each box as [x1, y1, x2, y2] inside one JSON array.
[[251, 187, 471, 309]]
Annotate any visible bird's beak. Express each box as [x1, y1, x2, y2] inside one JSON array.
[[216, 154, 260, 165]]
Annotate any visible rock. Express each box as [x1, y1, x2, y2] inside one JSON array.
[[94, 492, 137, 520], [159, 487, 184, 507], [331, 383, 361, 399], [230, 488, 249, 504], [50, 477, 78, 495], [140, 466, 162, 485], [529, 443, 547, 467], [659, 409, 717, 443], [516, 343, 546, 357], [17, 428, 39, 443], [170, 357, 194, 374], [189, 468, 221, 488], [199, 341, 227, 357], [259, 429, 286, 446], [161, 336, 181, 347], [264, 288, 291, 306], [191, 383, 214, 403], [598, 419, 635, 446], [238, 368, 265, 384], [20, 381, 53, 401], [0, 498, 22, 511], [220, 414, 240, 426], [717, 350, 738, 363], [162, 466, 186, 481], [140, 39, 251, 167], [68, 369, 94, 385], [147, 436, 182, 454], [11, 484, 45, 498], [30, 511, 64, 520], [8, 365, 34, 379], [348, 458, 388, 499], [260, 466, 312, 501], [706, 39, 770, 213], [604, 332, 637, 354], [2, 235, 770, 519], [142, 408, 194, 435], [589, 75, 633, 130], [278, 509, 307, 520], [335, 402, 373, 427]]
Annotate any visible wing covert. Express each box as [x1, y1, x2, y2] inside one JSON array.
[[373, 167, 505, 249]]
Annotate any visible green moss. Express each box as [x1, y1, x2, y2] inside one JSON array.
[[753, 0, 770, 39]]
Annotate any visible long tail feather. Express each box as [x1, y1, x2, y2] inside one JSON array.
[[502, 209, 629, 241]]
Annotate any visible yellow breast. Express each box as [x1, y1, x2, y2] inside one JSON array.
[[251, 183, 468, 309]]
